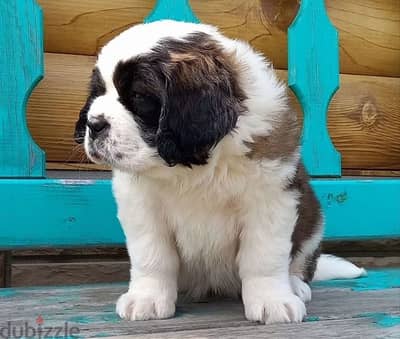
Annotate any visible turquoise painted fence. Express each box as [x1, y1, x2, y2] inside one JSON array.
[[288, 0, 341, 177], [0, 0, 399, 249], [0, 0, 45, 177]]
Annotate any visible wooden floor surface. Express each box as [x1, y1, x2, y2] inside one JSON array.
[[0, 269, 399, 338]]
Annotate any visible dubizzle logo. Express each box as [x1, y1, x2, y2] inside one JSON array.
[[0, 315, 80, 338], [36, 315, 44, 326]]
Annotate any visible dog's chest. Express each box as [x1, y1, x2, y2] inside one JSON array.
[[164, 191, 243, 295]]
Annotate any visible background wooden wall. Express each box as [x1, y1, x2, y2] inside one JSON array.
[[27, 0, 400, 175], [4, 0, 399, 287]]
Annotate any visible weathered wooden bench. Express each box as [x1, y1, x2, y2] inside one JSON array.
[[0, 0, 399, 337]]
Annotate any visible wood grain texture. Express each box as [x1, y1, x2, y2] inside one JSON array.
[[343, 256, 400, 269], [104, 318, 400, 338], [12, 247, 127, 258], [27, 53, 95, 165], [323, 239, 400, 256], [9, 257, 399, 287], [0, 253, 4, 287], [11, 261, 129, 287], [342, 169, 400, 177], [328, 74, 400, 170], [37, 0, 156, 56], [277, 71, 400, 171], [37, 0, 400, 76], [0, 272, 399, 338], [46, 162, 111, 171], [10, 244, 399, 287], [26, 53, 400, 171], [8, 244, 398, 287]]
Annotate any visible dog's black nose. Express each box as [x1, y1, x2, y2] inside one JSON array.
[[87, 117, 110, 139]]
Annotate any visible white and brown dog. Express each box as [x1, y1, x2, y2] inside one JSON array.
[[74, 20, 365, 324]]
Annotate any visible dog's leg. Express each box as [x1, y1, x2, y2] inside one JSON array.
[[237, 188, 306, 324], [116, 221, 179, 321]]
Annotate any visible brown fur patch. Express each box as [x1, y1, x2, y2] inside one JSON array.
[[245, 108, 300, 160], [169, 52, 198, 62], [289, 162, 322, 282], [160, 33, 246, 102]]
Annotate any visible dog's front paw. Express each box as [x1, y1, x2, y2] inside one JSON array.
[[244, 292, 306, 324], [116, 291, 175, 321], [242, 278, 306, 324], [290, 275, 312, 303]]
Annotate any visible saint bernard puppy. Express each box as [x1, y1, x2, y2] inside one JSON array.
[[74, 20, 365, 324]]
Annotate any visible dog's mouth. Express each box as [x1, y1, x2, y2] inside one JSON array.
[[85, 138, 111, 165]]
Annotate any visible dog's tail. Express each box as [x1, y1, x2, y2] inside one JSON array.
[[312, 254, 367, 281]]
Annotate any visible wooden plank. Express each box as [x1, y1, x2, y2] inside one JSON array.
[[313, 179, 400, 240], [342, 256, 400, 269], [10, 245, 398, 287], [0, 179, 122, 248], [0, 270, 399, 337], [27, 53, 95, 165], [288, 0, 341, 177], [47, 162, 110, 171], [323, 239, 400, 256], [0, 0, 45, 177], [325, 74, 400, 171], [44, 164, 400, 177], [0, 253, 4, 287], [108, 318, 400, 338], [342, 170, 400, 177], [37, 0, 400, 77], [11, 261, 129, 287], [37, 0, 156, 56], [98, 318, 400, 338], [26, 53, 400, 171], [326, 0, 400, 78], [0, 178, 399, 248], [12, 247, 127, 258]]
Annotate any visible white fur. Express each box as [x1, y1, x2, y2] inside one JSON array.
[[83, 20, 362, 325], [313, 255, 367, 281], [290, 275, 312, 303]]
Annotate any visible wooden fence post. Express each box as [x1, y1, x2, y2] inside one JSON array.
[[0, 0, 45, 177], [144, 0, 199, 23], [288, 0, 341, 177]]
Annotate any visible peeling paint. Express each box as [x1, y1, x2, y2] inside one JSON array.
[[59, 179, 96, 186], [0, 289, 17, 298], [101, 313, 120, 323], [312, 269, 400, 291], [68, 315, 93, 324], [305, 316, 320, 322], [68, 313, 120, 325], [94, 333, 112, 338], [359, 312, 400, 328]]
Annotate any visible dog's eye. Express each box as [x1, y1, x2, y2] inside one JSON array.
[[132, 91, 149, 101]]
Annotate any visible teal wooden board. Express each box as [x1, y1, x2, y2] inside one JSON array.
[[0, 179, 122, 248], [313, 179, 400, 240], [312, 268, 400, 292], [0, 0, 45, 177], [288, 0, 341, 177], [144, 0, 199, 24], [0, 179, 399, 249]]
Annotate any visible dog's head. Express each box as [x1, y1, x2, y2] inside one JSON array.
[[74, 20, 246, 172]]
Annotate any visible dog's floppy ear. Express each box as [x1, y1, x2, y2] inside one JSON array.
[[156, 38, 244, 167]]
